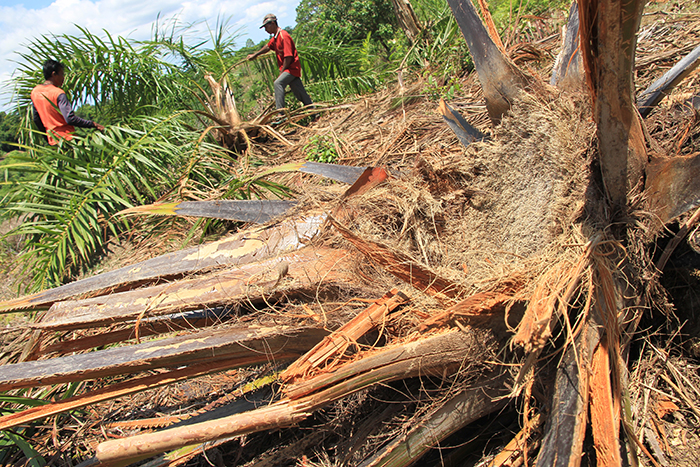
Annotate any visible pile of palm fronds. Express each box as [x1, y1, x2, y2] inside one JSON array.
[[1, 1, 700, 466]]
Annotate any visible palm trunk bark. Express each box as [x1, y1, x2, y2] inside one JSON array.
[[390, 0, 423, 43]]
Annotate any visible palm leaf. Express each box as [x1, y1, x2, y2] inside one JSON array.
[[1, 432, 46, 467], [3, 114, 228, 290], [10, 29, 184, 122]]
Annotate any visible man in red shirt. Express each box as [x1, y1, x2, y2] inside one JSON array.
[[31, 60, 104, 145], [247, 14, 313, 110]]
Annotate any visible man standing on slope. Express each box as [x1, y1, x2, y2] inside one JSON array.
[[247, 14, 313, 110], [31, 60, 104, 146]]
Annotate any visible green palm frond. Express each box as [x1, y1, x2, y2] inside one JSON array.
[[413, 0, 453, 23], [402, 3, 469, 74], [152, 15, 243, 77], [301, 43, 388, 100], [2, 114, 228, 291], [10, 28, 183, 121]]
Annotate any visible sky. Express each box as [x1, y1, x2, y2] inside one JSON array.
[[0, 0, 301, 111]]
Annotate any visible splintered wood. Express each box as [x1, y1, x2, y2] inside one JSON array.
[[281, 288, 410, 383], [590, 338, 622, 465]]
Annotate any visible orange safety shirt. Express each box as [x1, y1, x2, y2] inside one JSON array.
[[31, 84, 75, 145]]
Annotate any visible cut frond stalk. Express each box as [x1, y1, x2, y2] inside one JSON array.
[[0, 325, 328, 392], [0, 215, 325, 313], [0, 358, 246, 431], [360, 372, 510, 467], [120, 200, 298, 223], [35, 247, 354, 331]]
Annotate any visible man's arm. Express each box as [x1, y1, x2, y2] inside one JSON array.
[[57, 94, 104, 131], [32, 103, 50, 143], [280, 56, 293, 73], [32, 104, 47, 133], [247, 45, 270, 61]]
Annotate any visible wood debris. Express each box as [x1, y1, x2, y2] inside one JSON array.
[[2, 3, 700, 466]]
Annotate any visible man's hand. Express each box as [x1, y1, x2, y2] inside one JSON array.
[[94, 123, 105, 131], [247, 46, 268, 61]]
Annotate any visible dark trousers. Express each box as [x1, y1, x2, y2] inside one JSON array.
[[274, 72, 312, 109]]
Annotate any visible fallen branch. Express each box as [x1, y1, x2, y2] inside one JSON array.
[[638, 44, 700, 117], [0, 358, 246, 431], [39, 309, 234, 357], [550, 2, 583, 91], [91, 399, 311, 467], [438, 99, 486, 147], [645, 153, 700, 225], [656, 205, 700, 271], [360, 372, 510, 467], [286, 329, 484, 400]]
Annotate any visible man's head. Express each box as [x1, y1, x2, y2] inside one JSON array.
[[43, 59, 65, 86], [260, 14, 278, 34]]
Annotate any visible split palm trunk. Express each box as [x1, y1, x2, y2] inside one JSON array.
[[0, 0, 698, 465], [444, 0, 700, 464]]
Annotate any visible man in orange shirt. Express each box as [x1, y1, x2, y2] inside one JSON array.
[[31, 60, 104, 145], [247, 14, 313, 110]]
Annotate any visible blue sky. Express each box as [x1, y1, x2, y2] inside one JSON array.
[[0, 0, 300, 110]]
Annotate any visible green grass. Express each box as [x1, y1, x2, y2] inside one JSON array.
[[304, 135, 340, 163]]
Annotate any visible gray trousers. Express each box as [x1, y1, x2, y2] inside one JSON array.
[[274, 72, 313, 109]]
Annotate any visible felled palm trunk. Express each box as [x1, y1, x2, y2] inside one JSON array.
[[444, 0, 700, 465], [5, 2, 700, 466]]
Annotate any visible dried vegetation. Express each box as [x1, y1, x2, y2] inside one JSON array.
[[1, 2, 700, 466]]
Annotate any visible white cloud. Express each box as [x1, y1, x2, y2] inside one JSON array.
[[0, 0, 300, 111]]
